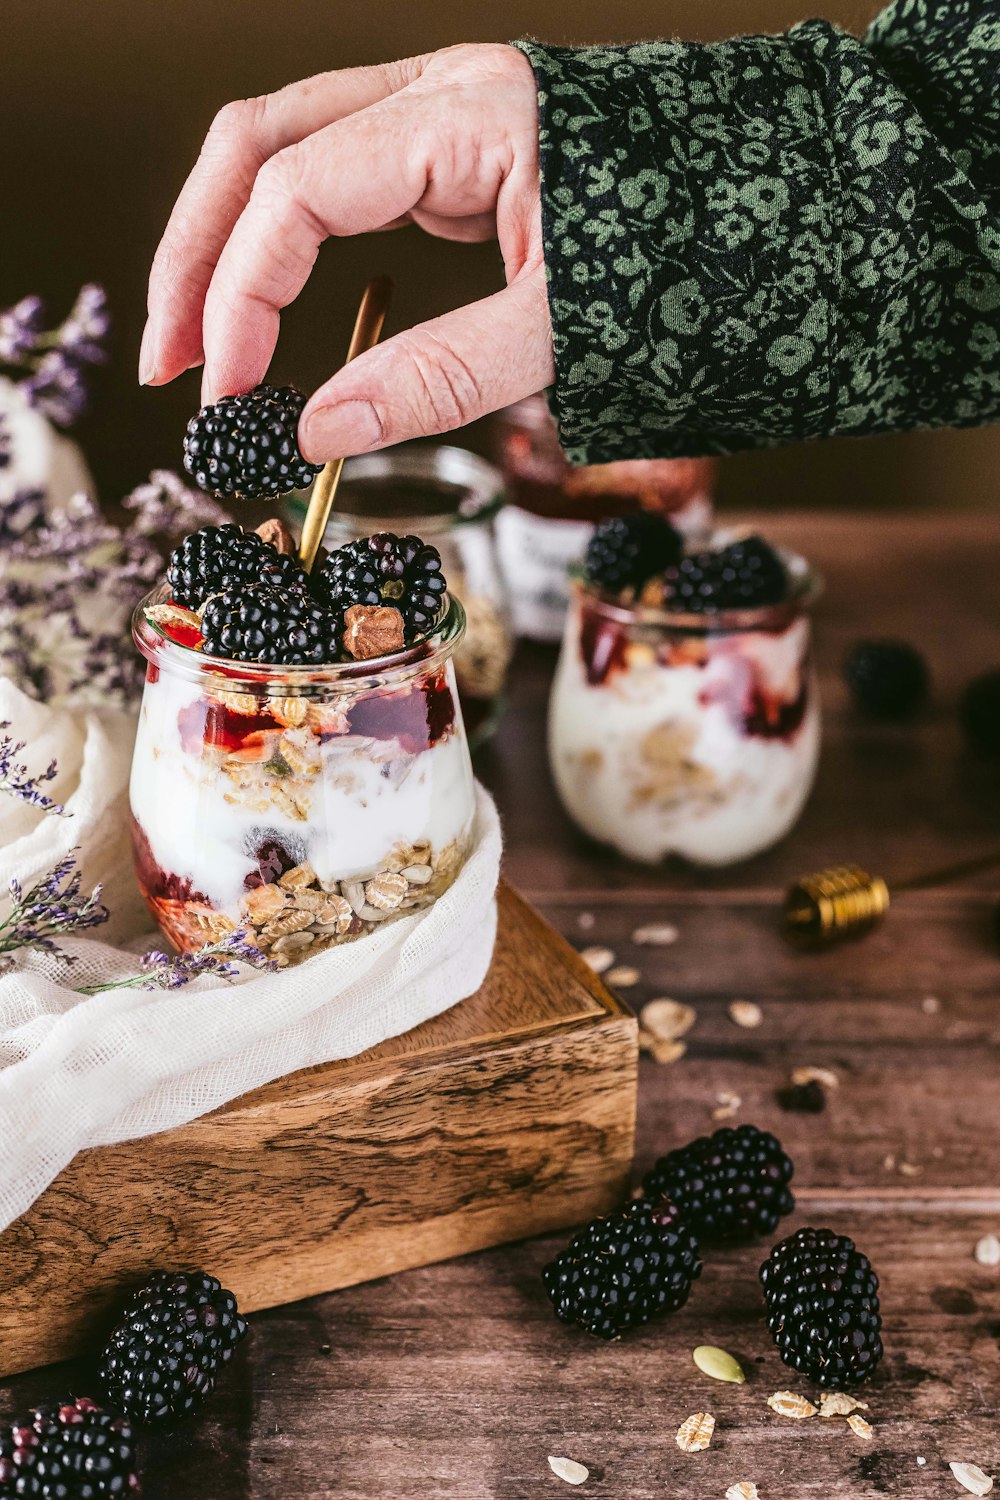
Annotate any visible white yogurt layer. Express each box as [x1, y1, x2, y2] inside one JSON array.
[[130, 664, 475, 913], [549, 611, 820, 867]]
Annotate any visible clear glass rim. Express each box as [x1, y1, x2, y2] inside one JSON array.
[[285, 442, 506, 536], [132, 584, 466, 691], [574, 547, 822, 635]]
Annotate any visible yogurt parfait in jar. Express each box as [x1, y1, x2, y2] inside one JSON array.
[[549, 514, 820, 866], [131, 500, 475, 966]]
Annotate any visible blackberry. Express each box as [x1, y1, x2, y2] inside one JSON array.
[[183, 384, 323, 501], [314, 532, 447, 643], [542, 1197, 701, 1339], [642, 1125, 795, 1242], [99, 1270, 248, 1424], [583, 512, 683, 594], [961, 670, 1000, 754], [760, 1227, 883, 1388], [0, 1396, 139, 1498], [166, 523, 309, 610], [666, 535, 788, 613], [843, 640, 929, 719], [201, 582, 341, 665]]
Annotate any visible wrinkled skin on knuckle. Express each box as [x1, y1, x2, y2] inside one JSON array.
[[395, 329, 482, 434]]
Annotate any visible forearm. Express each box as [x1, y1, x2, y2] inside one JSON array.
[[514, 1, 1000, 463]]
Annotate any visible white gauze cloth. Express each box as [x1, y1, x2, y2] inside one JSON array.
[[0, 677, 501, 1234]]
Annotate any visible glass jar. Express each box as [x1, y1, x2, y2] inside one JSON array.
[[548, 554, 821, 866], [492, 394, 717, 641], [286, 444, 513, 747], [130, 587, 476, 965]]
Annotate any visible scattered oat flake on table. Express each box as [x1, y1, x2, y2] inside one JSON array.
[[729, 1000, 763, 1028], [693, 1345, 745, 1383], [643, 1037, 688, 1065], [767, 1391, 817, 1420], [899, 1161, 922, 1177], [818, 1392, 869, 1418], [640, 998, 696, 1040], [547, 1455, 589, 1486], [847, 1414, 874, 1441], [577, 911, 596, 931], [922, 995, 941, 1014], [975, 1234, 1000, 1266], [676, 1413, 715, 1452], [606, 965, 641, 988], [950, 1463, 994, 1496], [726, 1485, 759, 1500], [632, 922, 679, 946], [579, 946, 614, 974], [712, 1091, 742, 1121], [791, 1066, 839, 1089]]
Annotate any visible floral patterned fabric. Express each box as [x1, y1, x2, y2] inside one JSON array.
[[513, 3, 1000, 462]]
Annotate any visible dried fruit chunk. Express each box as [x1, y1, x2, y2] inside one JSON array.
[[676, 1412, 715, 1452], [693, 1346, 745, 1384], [847, 1414, 874, 1440], [950, 1464, 994, 1496], [547, 1455, 589, 1485], [767, 1391, 816, 1420]]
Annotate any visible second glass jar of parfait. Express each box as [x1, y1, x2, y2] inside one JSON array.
[[548, 550, 821, 867], [131, 588, 476, 966], [286, 444, 513, 747]]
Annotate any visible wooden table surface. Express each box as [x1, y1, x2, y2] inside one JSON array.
[[5, 512, 1000, 1497]]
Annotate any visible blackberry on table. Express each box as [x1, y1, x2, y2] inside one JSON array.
[[201, 582, 341, 665], [0, 1396, 139, 1498], [99, 1270, 248, 1424], [642, 1124, 795, 1242], [542, 1197, 701, 1339], [665, 535, 788, 613], [843, 640, 929, 719], [314, 532, 447, 643], [961, 669, 1000, 754], [760, 1227, 883, 1388], [583, 512, 683, 594], [183, 384, 323, 501]]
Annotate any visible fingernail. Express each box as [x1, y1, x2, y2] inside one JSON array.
[[301, 400, 383, 461], [138, 318, 157, 385]]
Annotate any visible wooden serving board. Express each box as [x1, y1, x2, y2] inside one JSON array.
[[0, 882, 637, 1378]]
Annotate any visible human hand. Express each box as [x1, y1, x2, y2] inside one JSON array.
[[140, 44, 554, 460]]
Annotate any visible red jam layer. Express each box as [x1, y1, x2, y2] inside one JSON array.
[[700, 655, 810, 742], [178, 698, 281, 756], [346, 672, 456, 755], [130, 815, 211, 906]]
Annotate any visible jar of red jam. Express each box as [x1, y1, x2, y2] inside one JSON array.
[[131, 588, 475, 965], [493, 394, 716, 641]]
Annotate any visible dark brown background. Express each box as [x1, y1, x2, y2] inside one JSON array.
[[5, 0, 998, 513]]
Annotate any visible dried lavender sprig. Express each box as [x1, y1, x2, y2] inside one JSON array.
[[0, 721, 65, 815], [0, 852, 107, 963], [74, 928, 277, 995], [0, 284, 110, 427]]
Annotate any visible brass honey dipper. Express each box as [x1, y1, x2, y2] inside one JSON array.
[[784, 848, 1000, 942]]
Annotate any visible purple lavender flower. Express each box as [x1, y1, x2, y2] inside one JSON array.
[[0, 723, 65, 815], [122, 469, 228, 540], [21, 351, 89, 428], [0, 295, 44, 363], [74, 928, 277, 995], [0, 284, 110, 427], [0, 852, 107, 964], [58, 284, 111, 364]]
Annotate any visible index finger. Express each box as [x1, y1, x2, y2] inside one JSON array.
[[143, 58, 425, 384]]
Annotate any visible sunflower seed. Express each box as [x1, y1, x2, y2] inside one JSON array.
[[693, 1346, 744, 1384], [547, 1455, 589, 1485]]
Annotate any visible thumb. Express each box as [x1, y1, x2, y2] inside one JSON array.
[[298, 267, 554, 460]]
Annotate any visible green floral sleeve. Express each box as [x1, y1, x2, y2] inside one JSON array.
[[513, 2, 1000, 463]]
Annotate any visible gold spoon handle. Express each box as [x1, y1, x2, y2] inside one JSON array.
[[298, 275, 394, 573]]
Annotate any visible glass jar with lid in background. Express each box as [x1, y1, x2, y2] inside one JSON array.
[[492, 394, 718, 642], [286, 445, 513, 748], [548, 550, 821, 867]]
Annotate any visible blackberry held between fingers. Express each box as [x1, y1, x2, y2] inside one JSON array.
[[0, 1396, 139, 1498], [760, 1227, 883, 1388], [583, 512, 683, 594], [201, 582, 341, 664], [666, 535, 788, 613], [843, 640, 930, 719], [183, 384, 323, 501], [315, 532, 447, 642], [99, 1270, 248, 1424], [542, 1197, 701, 1339], [643, 1124, 795, 1242]]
